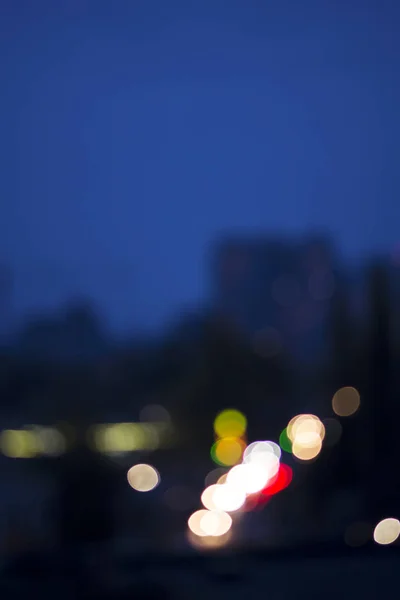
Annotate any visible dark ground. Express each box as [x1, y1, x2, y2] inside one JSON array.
[[1, 543, 398, 599]]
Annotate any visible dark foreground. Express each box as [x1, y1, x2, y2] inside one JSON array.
[[1, 543, 398, 599]]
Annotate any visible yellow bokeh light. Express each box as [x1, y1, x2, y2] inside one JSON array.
[[127, 463, 160, 492], [213, 437, 245, 466], [139, 424, 161, 450], [373, 518, 400, 545], [90, 422, 163, 453], [0, 427, 66, 458], [93, 423, 144, 452], [214, 409, 247, 439], [0, 430, 38, 458], [332, 387, 360, 417]]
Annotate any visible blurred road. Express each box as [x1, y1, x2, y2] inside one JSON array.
[[1, 547, 397, 599], [141, 553, 396, 599]]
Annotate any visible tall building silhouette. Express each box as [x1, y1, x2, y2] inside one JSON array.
[[210, 235, 339, 360], [0, 264, 13, 343]]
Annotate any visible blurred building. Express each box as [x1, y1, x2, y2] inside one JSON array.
[[0, 264, 14, 344], [210, 235, 340, 361], [14, 300, 110, 362]]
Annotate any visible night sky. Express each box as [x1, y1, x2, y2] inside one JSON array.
[[1, 0, 399, 333]]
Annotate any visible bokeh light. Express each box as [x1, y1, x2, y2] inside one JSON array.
[[279, 428, 292, 453], [227, 463, 271, 495], [261, 463, 293, 497], [200, 510, 232, 537], [201, 485, 220, 511], [188, 510, 209, 537], [244, 447, 280, 482], [287, 414, 325, 443], [332, 387, 360, 417], [0, 427, 66, 458], [373, 518, 400, 545], [0, 429, 38, 458], [286, 414, 324, 462], [213, 409, 247, 439], [211, 437, 245, 466], [127, 464, 160, 492], [292, 437, 322, 461], [213, 483, 246, 512], [188, 509, 232, 538], [187, 530, 232, 550], [244, 440, 281, 463], [91, 422, 162, 453], [35, 427, 66, 455], [294, 430, 321, 448]]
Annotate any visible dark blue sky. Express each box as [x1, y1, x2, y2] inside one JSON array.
[[1, 0, 399, 333]]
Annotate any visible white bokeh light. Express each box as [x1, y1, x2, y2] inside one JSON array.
[[188, 509, 232, 538], [127, 464, 160, 492], [244, 440, 281, 462], [200, 510, 232, 537], [213, 483, 246, 512], [373, 518, 400, 546], [227, 463, 270, 495], [201, 485, 220, 511]]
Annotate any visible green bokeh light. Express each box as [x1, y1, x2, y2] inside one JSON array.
[[279, 428, 292, 453]]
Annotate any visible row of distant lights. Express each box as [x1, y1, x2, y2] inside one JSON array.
[[0, 423, 168, 459], [0, 405, 172, 459]]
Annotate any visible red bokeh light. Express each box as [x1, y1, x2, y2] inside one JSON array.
[[261, 463, 293, 497], [244, 463, 293, 511]]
